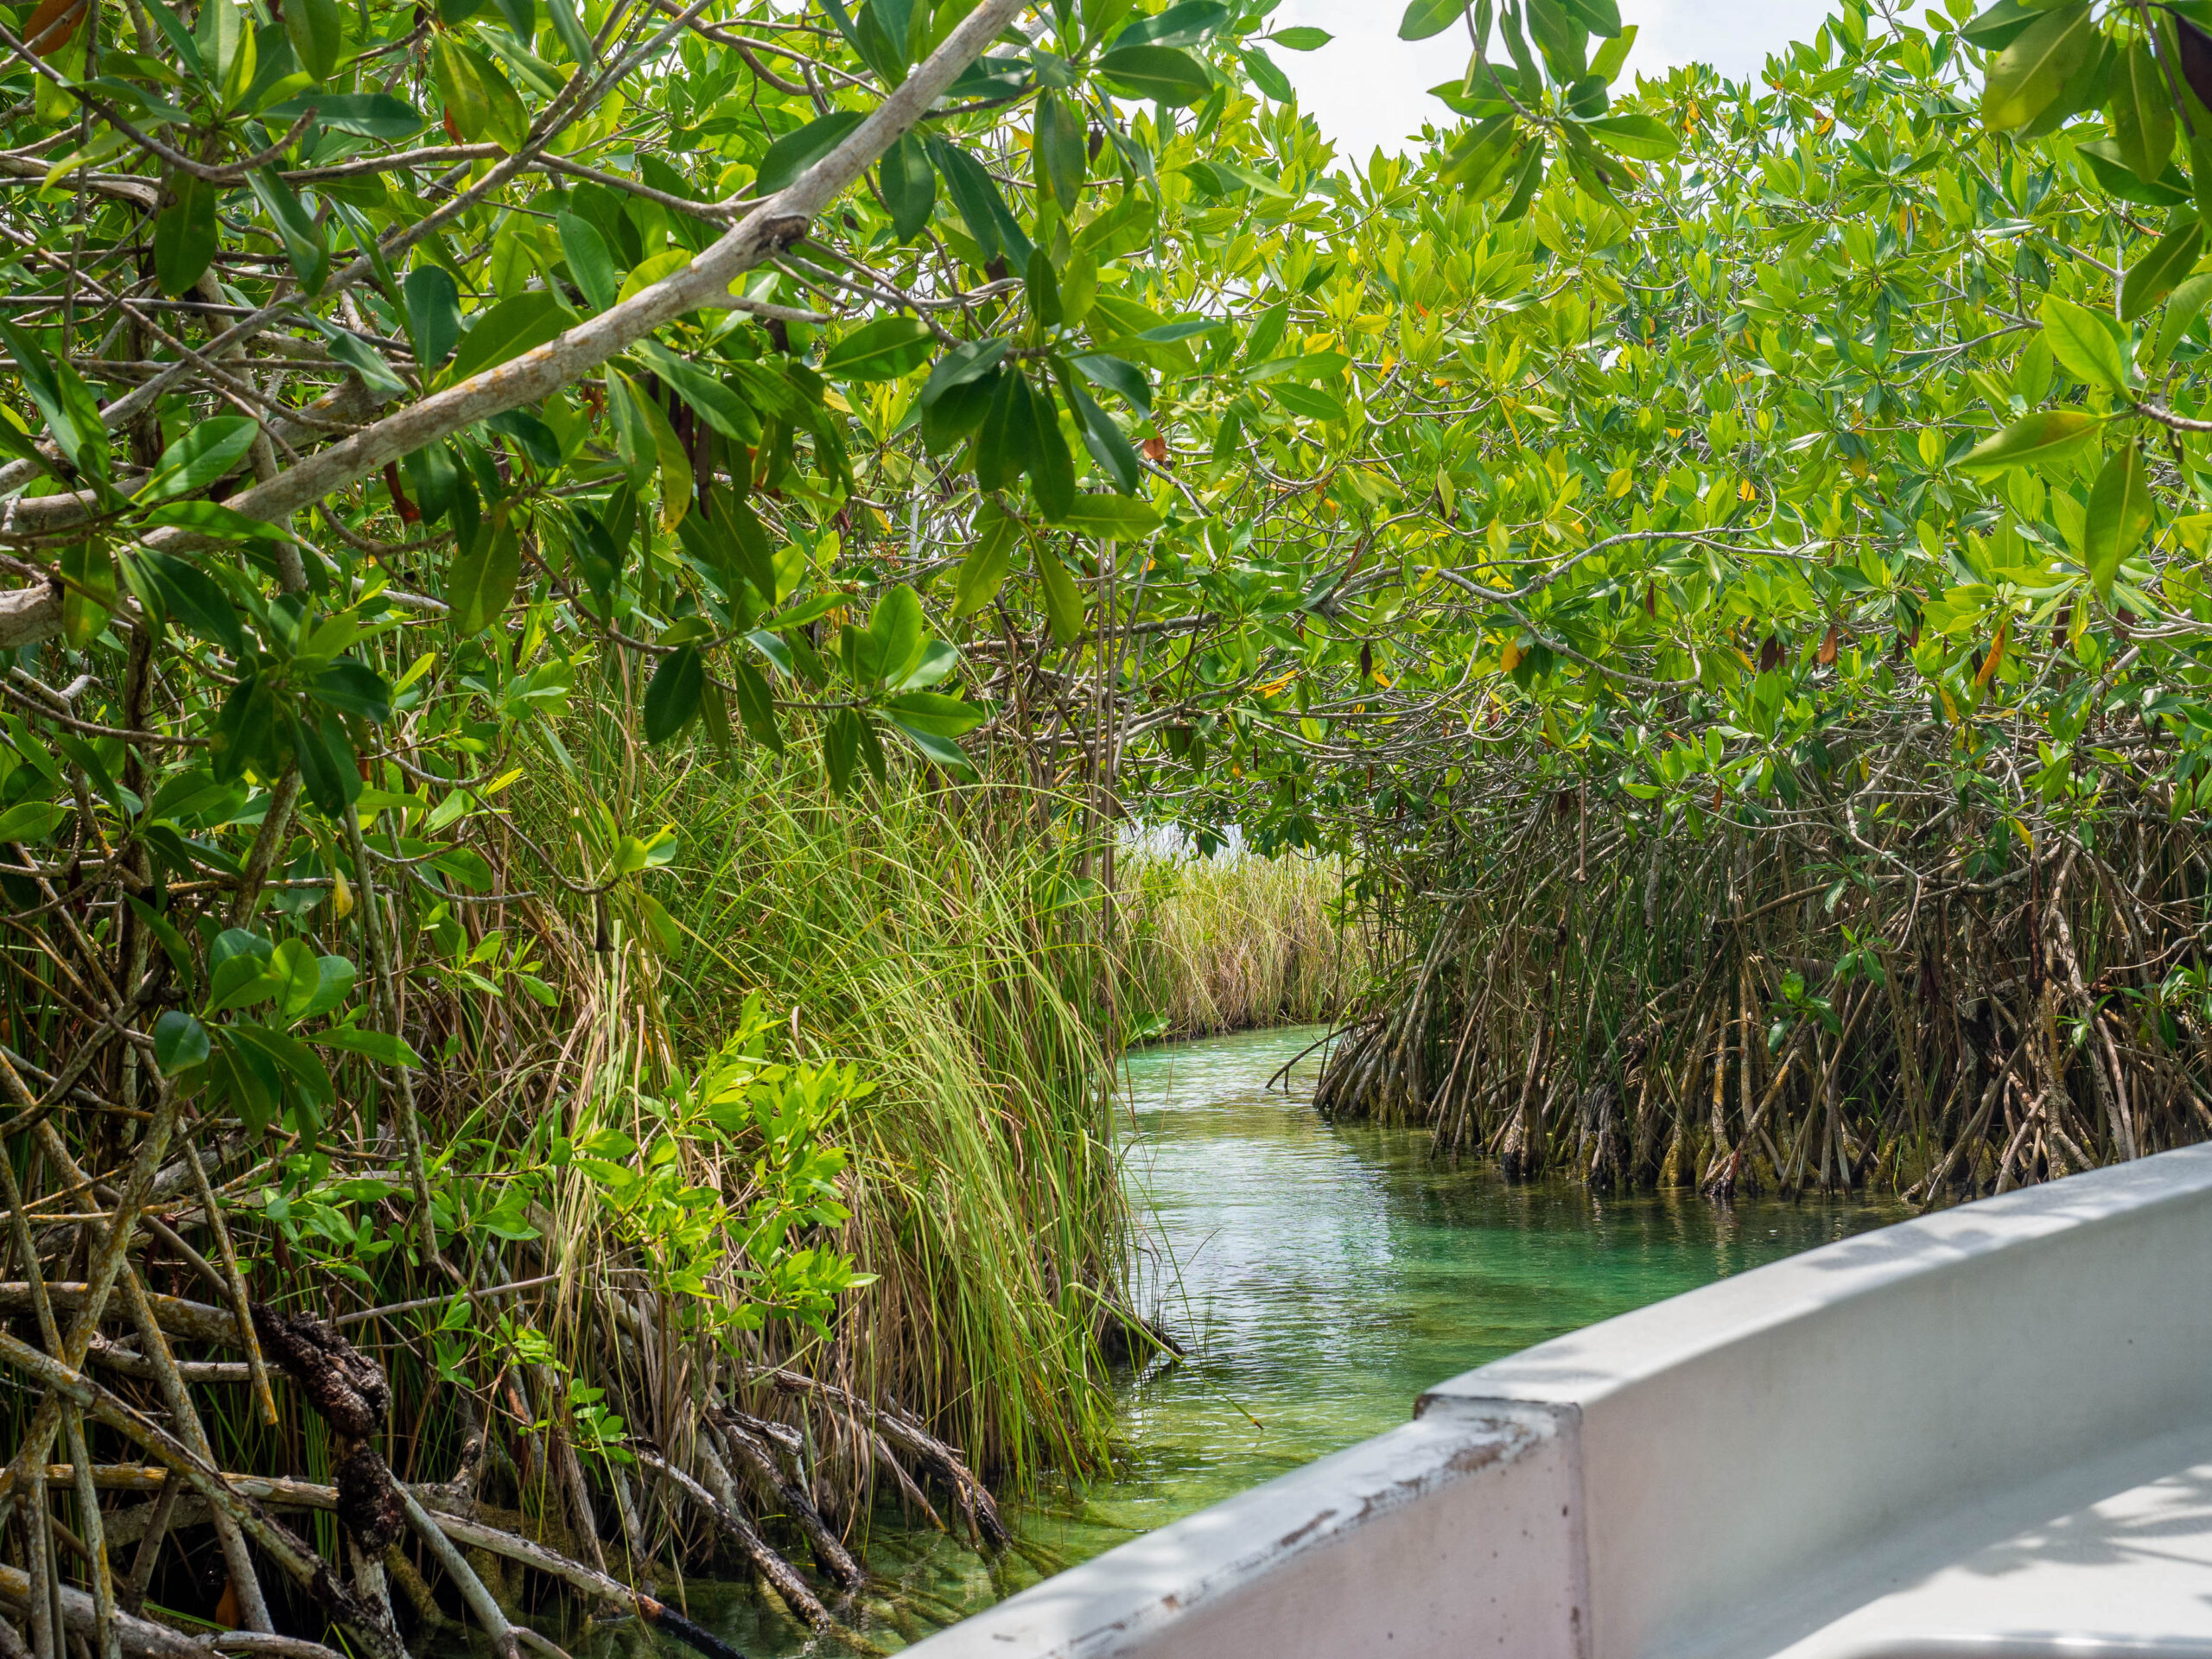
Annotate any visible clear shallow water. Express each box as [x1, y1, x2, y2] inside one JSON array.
[[658, 1025, 1905, 1653]]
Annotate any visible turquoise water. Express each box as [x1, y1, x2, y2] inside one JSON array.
[[661, 1025, 1905, 1651]]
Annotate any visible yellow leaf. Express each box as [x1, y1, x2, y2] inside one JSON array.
[[1499, 639, 1522, 671], [1975, 616, 2009, 688]]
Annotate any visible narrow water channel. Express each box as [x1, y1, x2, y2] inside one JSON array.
[[675, 1025, 1905, 1654]]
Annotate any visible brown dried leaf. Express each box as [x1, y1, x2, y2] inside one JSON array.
[[24, 0, 86, 56]]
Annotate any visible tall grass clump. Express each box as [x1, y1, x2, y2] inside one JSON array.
[[1116, 852, 1367, 1039], [530, 734, 1128, 1491]]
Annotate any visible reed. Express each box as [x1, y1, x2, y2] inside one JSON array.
[[1115, 852, 1368, 1040], [623, 749, 1127, 1489]]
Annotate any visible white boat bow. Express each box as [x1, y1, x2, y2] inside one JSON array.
[[908, 1143, 2212, 1659]]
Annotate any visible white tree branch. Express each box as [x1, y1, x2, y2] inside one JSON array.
[[0, 0, 1031, 647]]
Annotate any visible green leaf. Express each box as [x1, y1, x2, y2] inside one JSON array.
[[920, 337, 1011, 405], [0, 801, 67, 843], [313, 317, 410, 397], [889, 721, 976, 774], [884, 690, 982, 735], [1273, 381, 1349, 423], [820, 315, 934, 380], [269, 938, 325, 1025], [1111, 1, 1227, 48], [867, 585, 925, 687], [1962, 0, 2038, 52], [722, 497, 778, 598], [60, 542, 112, 650], [557, 212, 619, 313], [154, 1011, 210, 1075], [246, 167, 327, 295], [1590, 22, 1636, 81], [1036, 543, 1086, 644], [1028, 378, 1075, 521], [1399, 0, 1472, 41], [976, 371, 1037, 493], [302, 957, 354, 1018], [2154, 270, 2212, 365], [1070, 353, 1151, 412], [1581, 112, 1678, 161], [283, 0, 341, 81], [879, 130, 937, 242], [757, 110, 865, 196], [264, 92, 426, 138], [313, 659, 392, 722], [2113, 40, 2177, 184], [2084, 438, 2153, 600], [464, 44, 531, 149], [197, 0, 247, 89], [0, 323, 106, 480], [1095, 44, 1213, 105], [1060, 493, 1161, 541], [644, 644, 705, 743], [823, 707, 861, 796], [209, 1038, 277, 1138], [543, 0, 591, 66], [154, 173, 219, 297], [432, 31, 491, 138], [207, 672, 275, 782], [138, 416, 259, 502], [1497, 137, 1548, 222], [143, 500, 292, 542], [127, 896, 196, 990], [1981, 2, 2094, 131], [1026, 246, 1063, 328], [1270, 25, 1331, 49], [207, 950, 280, 1014], [404, 265, 462, 367], [478, 10, 558, 92], [447, 518, 521, 634], [427, 844, 493, 890], [1057, 365, 1141, 494], [1034, 90, 1085, 213], [634, 341, 760, 443], [315, 1025, 424, 1067], [2038, 294, 2131, 390], [136, 551, 250, 657], [442, 288, 572, 386], [952, 512, 1016, 616], [928, 137, 1018, 266], [2078, 137, 2192, 207], [1959, 409, 2103, 473], [729, 657, 783, 751], [291, 713, 359, 817], [2120, 218, 2204, 321], [1238, 45, 1294, 101]]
